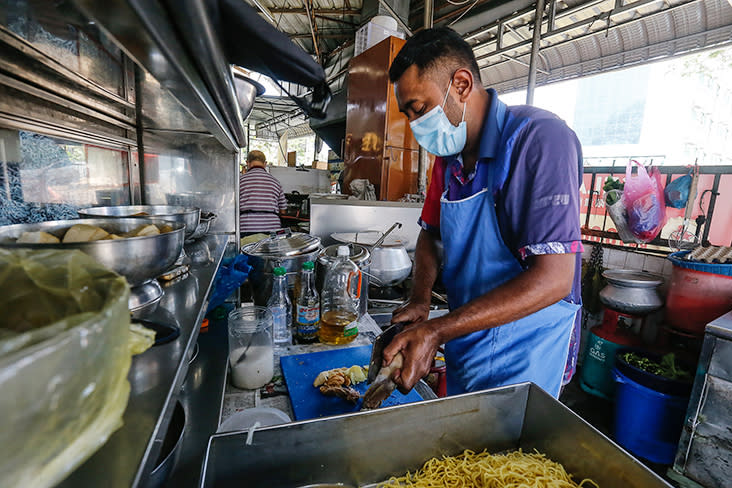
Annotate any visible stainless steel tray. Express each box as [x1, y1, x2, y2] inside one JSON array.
[[200, 383, 671, 487]]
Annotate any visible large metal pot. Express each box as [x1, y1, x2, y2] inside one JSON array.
[[599, 269, 664, 315], [242, 230, 322, 306], [331, 229, 412, 287], [370, 245, 412, 287], [317, 244, 371, 317], [78, 205, 201, 239]]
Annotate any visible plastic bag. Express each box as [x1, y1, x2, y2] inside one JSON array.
[[664, 169, 693, 209], [605, 190, 636, 243], [0, 249, 131, 488], [622, 160, 666, 243], [207, 253, 252, 313]]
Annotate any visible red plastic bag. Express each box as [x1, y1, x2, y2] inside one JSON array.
[[622, 160, 666, 243]]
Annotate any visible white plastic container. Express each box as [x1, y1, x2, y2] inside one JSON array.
[[355, 19, 404, 56]]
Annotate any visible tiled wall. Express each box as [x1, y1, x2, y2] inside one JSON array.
[[582, 245, 673, 279]]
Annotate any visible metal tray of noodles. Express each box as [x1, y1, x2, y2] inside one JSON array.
[[201, 383, 671, 487]]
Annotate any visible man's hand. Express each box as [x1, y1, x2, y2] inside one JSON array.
[[381, 319, 442, 394], [391, 299, 431, 325]]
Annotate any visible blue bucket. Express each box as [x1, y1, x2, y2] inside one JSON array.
[[612, 367, 689, 464]]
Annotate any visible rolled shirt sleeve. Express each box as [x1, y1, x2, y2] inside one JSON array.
[[497, 117, 584, 260]]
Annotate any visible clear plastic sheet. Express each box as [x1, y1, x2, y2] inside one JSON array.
[[0, 249, 132, 488]]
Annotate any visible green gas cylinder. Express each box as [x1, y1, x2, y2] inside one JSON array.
[[580, 307, 642, 399]]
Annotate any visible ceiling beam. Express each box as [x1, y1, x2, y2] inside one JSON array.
[[289, 32, 352, 39], [269, 8, 361, 15]]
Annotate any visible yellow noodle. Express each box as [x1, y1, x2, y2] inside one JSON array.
[[379, 449, 600, 488]]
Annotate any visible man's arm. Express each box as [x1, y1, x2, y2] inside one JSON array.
[[383, 252, 575, 392], [391, 229, 441, 324]]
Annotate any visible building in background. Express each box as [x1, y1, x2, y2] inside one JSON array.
[[501, 46, 732, 166]]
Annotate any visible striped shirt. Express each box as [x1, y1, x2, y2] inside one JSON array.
[[239, 167, 287, 233]]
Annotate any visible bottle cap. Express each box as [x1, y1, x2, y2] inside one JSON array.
[[337, 245, 350, 257], [302, 261, 315, 270], [273, 267, 287, 276]]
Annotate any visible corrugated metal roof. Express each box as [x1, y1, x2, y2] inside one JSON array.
[[249, 0, 732, 131], [474, 0, 732, 93]]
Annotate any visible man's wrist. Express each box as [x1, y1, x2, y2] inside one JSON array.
[[409, 289, 432, 306], [423, 316, 447, 346]]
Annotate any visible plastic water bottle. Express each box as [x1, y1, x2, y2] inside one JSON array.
[[295, 261, 320, 343], [268, 266, 292, 345], [318, 246, 361, 345]]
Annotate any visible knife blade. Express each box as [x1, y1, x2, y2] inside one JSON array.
[[367, 322, 406, 384]]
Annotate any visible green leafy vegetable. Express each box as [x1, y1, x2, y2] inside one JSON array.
[[622, 352, 692, 381], [604, 177, 625, 206]]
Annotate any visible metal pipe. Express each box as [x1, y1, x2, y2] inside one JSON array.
[[303, 0, 321, 60], [526, 0, 546, 105], [424, 0, 433, 29], [248, 0, 276, 23], [377, 0, 413, 36], [247, 0, 310, 52], [702, 174, 721, 246], [418, 0, 434, 195], [501, 53, 549, 74]]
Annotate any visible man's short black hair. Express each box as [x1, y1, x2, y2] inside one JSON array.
[[388, 27, 481, 84]]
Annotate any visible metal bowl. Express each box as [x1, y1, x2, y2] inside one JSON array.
[[165, 192, 226, 213], [232, 69, 265, 119], [77, 205, 201, 239], [0, 218, 185, 286]]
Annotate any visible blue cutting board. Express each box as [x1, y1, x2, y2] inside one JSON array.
[[280, 345, 423, 421]]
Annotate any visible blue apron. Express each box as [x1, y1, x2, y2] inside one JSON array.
[[439, 110, 580, 398]]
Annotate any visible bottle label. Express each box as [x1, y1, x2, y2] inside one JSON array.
[[296, 304, 320, 336], [343, 320, 358, 337], [296, 304, 320, 324]]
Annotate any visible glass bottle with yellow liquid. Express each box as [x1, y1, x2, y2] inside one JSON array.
[[318, 246, 362, 345]]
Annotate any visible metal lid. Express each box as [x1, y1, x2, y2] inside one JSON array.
[[602, 269, 664, 288], [319, 243, 370, 265], [330, 231, 406, 247], [243, 229, 321, 257]]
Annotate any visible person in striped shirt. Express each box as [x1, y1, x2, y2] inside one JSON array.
[[239, 150, 287, 235]]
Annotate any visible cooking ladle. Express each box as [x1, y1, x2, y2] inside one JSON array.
[[370, 222, 402, 249]]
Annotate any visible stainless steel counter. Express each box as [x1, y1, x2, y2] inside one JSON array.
[[58, 234, 229, 488], [705, 310, 732, 340]]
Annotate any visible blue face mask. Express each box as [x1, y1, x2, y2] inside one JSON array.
[[409, 78, 467, 157]]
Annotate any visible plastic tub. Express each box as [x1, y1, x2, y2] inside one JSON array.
[[615, 349, 693, 396], [666, 251, 732, 335], [612, 367, 689, 464]]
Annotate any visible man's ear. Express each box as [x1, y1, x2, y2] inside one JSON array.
[[453, 68, 474, 103]]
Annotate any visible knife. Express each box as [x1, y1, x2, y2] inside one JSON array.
[[367, 322, 407, 384]]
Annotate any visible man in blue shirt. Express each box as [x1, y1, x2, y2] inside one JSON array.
[[382, 27, 583, 398]]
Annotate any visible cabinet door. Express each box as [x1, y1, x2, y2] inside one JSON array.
[[382, 146, 419, 201]]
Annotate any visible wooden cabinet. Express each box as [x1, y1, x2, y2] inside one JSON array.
[[342, 36, 419, 201]]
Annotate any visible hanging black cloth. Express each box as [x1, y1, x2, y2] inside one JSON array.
[[212, 0, 331, 118]]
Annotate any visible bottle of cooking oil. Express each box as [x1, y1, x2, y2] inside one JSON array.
[[295, 261, 320, 343], [318, 246, 361, 345]]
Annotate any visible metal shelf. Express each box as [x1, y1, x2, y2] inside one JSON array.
[[57, 234, 229, 488]]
